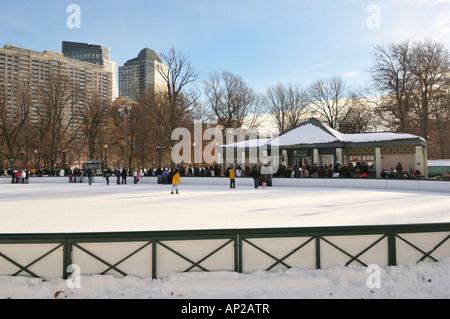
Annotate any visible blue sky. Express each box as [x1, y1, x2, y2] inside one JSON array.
[[1, 0, 449, 92]]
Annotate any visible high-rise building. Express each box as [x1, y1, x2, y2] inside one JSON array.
[[0, 44, 113, 124], [62, 41, 117, 99], [118, 48, 167, 99]]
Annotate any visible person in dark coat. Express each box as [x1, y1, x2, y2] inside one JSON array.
[[105, 168, 112, 185], [87, 168, 93, 185], [251, 166, 259, 189], [121, 167, 127, 184]]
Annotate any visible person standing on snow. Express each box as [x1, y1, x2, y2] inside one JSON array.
[[121, 167, 128, 184], [251, 165, 259, 189], [162, 169, 169, 185], [171, 170, 180, 194], [135, 170, 141, 184], [105, 168, 112, 185], [87, 168, 93, 185], [133, 169, 138, 184], [79, 169, 84, 183], [261, 174, 268, 189], [229, 166, 236, 189]]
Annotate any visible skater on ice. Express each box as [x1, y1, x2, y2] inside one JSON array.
[[104, 168, 112, 185], [229, 166, 236, 189], [251, 165, 259, 189], [87, 168, 93, 185], [171, 169, 180, 194], [121, 167, 127, 184]]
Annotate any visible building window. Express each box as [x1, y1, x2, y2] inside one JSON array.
[[320, 155, 334, 167]]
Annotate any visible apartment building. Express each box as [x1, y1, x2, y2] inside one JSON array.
[[0, 44, 113, 123], [62, 41, 117, 99]]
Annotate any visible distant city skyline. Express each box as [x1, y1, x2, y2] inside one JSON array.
[[1, 0, 449, 93]]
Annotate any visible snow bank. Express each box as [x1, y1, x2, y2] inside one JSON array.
[[1, 258, 449, 299], [428, 160, 450, 167]]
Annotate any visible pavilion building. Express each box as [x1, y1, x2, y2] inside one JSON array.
[[218, 118, 428, 178]]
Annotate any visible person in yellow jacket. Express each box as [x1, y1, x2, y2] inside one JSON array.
[[229, 166, 236, 189], [171, 170, 180, 194]]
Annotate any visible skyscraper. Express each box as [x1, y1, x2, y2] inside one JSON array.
[[62, 41, 117, 99], [118, 48, 167, 99]]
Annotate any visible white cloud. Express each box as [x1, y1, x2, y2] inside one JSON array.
[[343, 71, 361, 78], [431, 12, 450, 40], [307, 61, 332, 70], [366, 0, 450, 44]]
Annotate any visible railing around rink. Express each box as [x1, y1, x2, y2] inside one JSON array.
[[1, 176, 450, 193], [0, 223, 449, 280]]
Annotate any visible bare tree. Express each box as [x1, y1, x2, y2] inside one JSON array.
[[306, 76, 353, 130], [369, 38, 450, 153], [264, 82, 309, 134], [408, 38, 450, 142], [155, 47, 200, 135], [0, 82, 31, 169], [139, 47, 201, 168], [80, 93, 111, 160], [338, 94, 375, 133], [428, 83, 450, 158], [204, 71, 263, 133], [39, 73, 84, 170], [370, 41, 414, 132]]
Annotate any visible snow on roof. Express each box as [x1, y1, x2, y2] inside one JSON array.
[[220, 138, 270, 148], [220, 119, 425, 148], [269, 123, 339, 146], [340, 132, 425, 143], [269, 118, 424, 146], [428, 159, 450, 167]]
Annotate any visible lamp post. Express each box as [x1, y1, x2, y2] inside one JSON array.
[[156, 144, 162, 169], [118, 106, 131, 169], [192, 142, 196, 172], [104, 144, 108, 171], [34, 150, 37, 171]]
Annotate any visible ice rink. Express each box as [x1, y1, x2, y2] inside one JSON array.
[[1, 181, 450, 233]]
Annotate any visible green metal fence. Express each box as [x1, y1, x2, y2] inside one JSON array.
[[0, 223, 449, 280]]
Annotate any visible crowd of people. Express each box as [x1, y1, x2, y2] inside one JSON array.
[[0, 168, 63, 178], [3, 169, 31, 184], [67, 167, 95, 185], [1, 160, 422, 187], [272, 162, 371, 179], [380, 162, 422, 179], [270, 161, 421, 180]]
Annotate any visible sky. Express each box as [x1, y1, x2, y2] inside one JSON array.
[[1, 0, 450, 93]]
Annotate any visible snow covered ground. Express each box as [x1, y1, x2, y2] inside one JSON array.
[[1, 258, 450, 299], [1, 181, 449, 299]]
